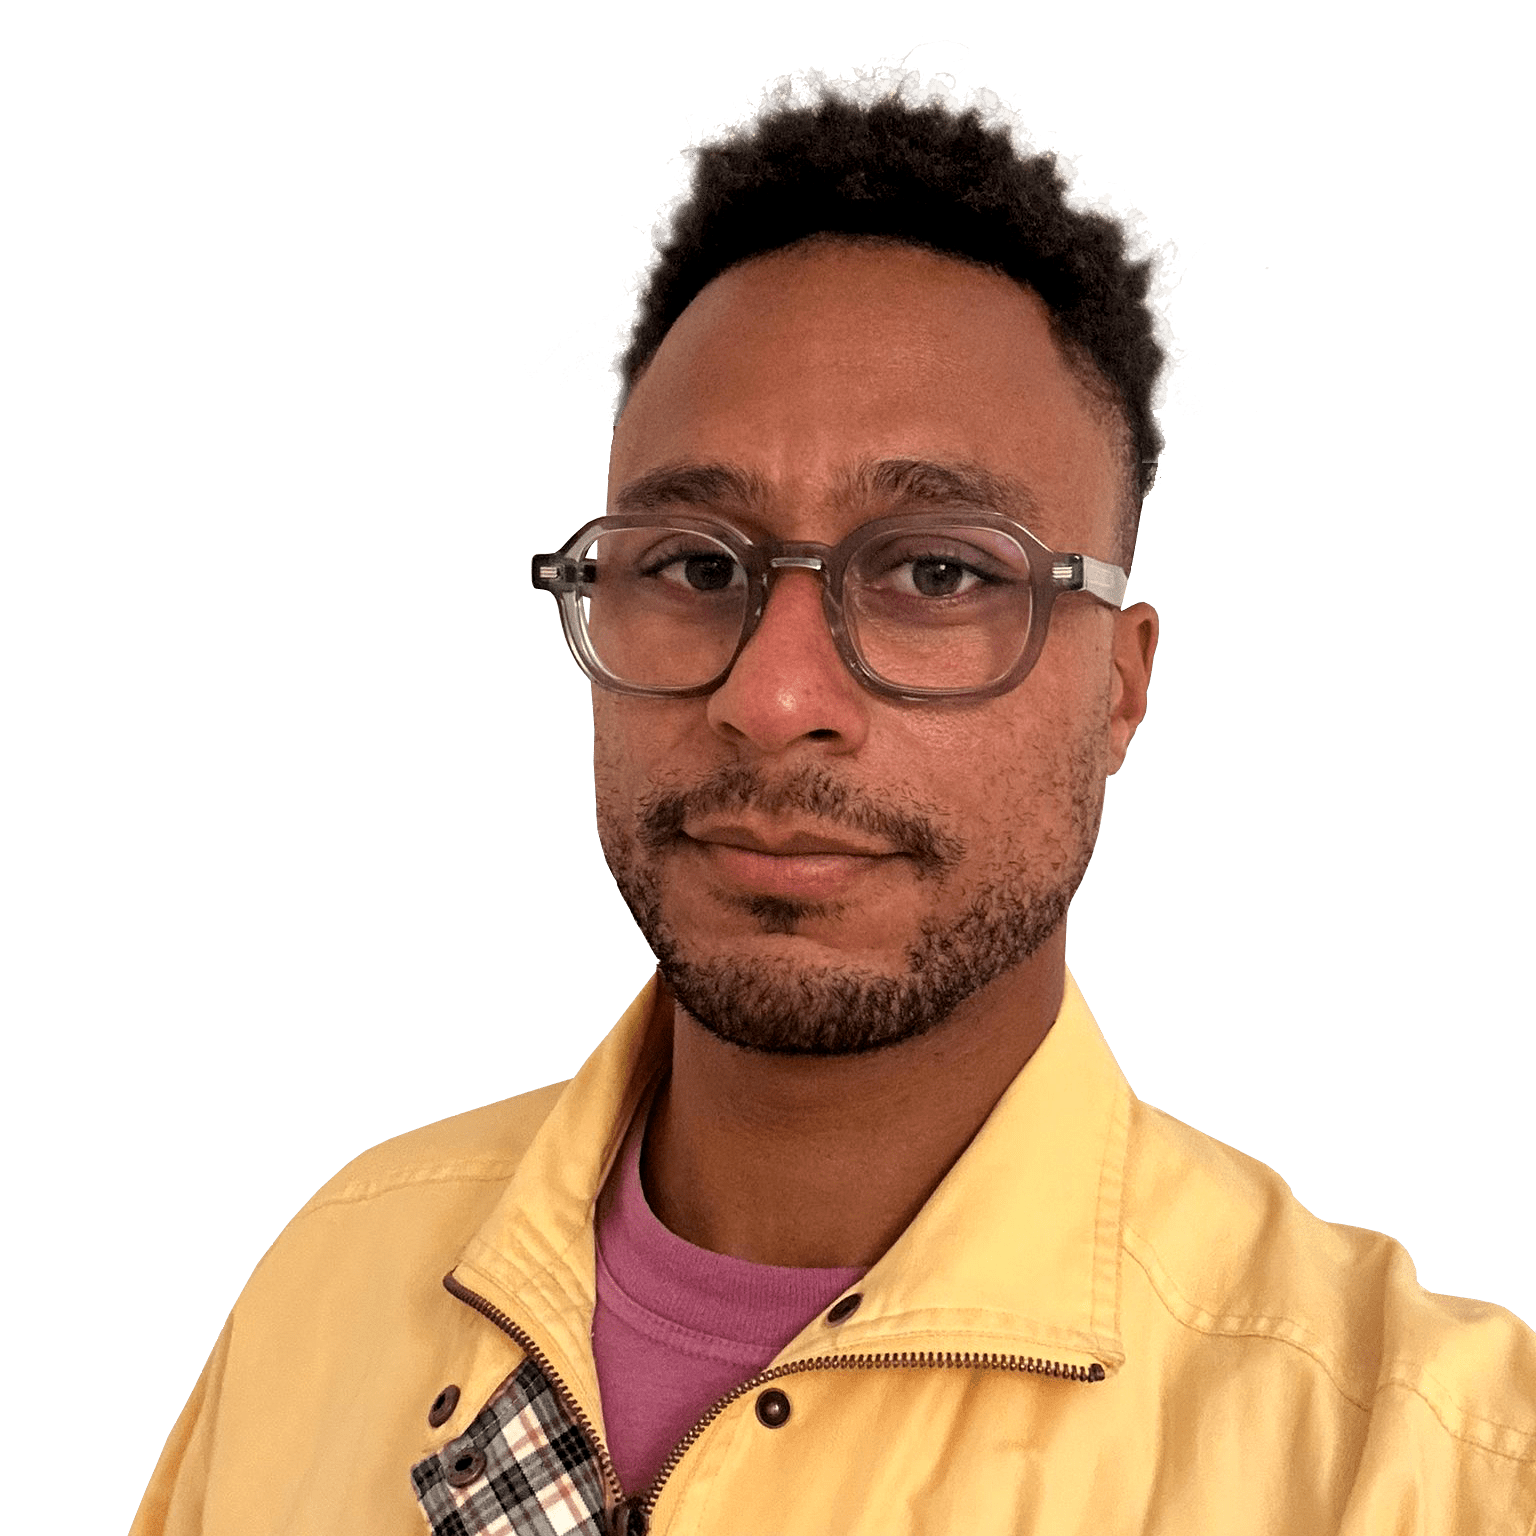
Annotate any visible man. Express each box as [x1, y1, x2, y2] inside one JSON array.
[[132, 86, 1535, 1535]]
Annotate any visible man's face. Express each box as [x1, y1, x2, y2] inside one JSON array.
[[595, 240, 1153, 1055]]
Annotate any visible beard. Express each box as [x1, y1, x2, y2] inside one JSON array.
[[596, 755, 1105, 1058]]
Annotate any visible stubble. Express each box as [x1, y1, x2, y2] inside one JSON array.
[[595, 754, 1105, 1057]]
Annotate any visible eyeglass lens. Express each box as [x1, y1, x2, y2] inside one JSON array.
[[574, 523, 1036, 692]]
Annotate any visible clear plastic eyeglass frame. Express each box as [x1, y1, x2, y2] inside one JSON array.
[[530, 511, 1129, 703]]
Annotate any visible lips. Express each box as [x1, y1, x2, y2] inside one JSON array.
[[680, 820, 900, 903], [682, 820, 896, 859]]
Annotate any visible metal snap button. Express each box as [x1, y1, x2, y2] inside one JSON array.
[[755, 1387, 792, 1428], [427, 1384, 460, 1427], [825, 1292, 862, 1324], [444, 1444, 486, 1487]]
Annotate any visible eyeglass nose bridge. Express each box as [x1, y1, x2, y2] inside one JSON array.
[[764, 545, 833, 574], [753, 545, 842, 625], [754, 545, 840, 614], [732, 545, 868, 691]]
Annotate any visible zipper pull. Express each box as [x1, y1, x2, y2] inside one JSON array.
[[605, 1496, 648, 1536]]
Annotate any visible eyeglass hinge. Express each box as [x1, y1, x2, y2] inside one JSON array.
[[531, 556, 595, 592], [1052, 555, 1083, 589]]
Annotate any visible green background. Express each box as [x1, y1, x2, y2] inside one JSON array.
[[6, 6, 1529, 1529]]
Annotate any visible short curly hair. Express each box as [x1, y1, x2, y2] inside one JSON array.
[[619, 85, 1166, 560]]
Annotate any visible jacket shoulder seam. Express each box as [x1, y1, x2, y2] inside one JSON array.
[[1124, 1225, 1536, 1464], [298, 1159, 522, 1218]]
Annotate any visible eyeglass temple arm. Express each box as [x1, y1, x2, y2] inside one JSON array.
[[1055, 553, 1128, 610]]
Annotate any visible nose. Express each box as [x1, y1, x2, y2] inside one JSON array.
[[705, 570, 870, 755]]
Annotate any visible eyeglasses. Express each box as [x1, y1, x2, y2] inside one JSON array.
[[531, 512, 1128, 702]]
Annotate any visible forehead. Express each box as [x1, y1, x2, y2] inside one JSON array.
[[610, 241, 1127, 551]]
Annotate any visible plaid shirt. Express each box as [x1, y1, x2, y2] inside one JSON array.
[[412, 1360, 606, 1536]]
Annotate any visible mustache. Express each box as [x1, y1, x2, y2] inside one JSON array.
[[636, 763, 964, 875]]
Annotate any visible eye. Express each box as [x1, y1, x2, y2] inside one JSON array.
[[637, 542, 746, 593], [861, 543, 1003, 600], [898, 555, 984, 598], [852, 522, 1033, 608]]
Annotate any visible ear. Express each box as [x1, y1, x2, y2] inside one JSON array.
[[1106, 602, 1158, 775]]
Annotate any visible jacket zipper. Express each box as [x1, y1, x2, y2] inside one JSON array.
[[636, 1349, 1106, 1524], [446, 1272, 1106, 1535], [443, 1272, 629, 1514]]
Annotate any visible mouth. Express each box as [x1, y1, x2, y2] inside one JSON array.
[[680, 820, 902, 902], [683, 819, 897, 859], [634, 764, 963, 876]]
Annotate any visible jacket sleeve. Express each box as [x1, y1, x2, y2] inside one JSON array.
[[129, 1317, 234, 1536]]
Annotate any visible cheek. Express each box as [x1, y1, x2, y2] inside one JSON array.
[[905, 663, 1111, 862], [591, 696, 639, 836], [886, 713, 1025, 854], [591, 696, 705, 819]]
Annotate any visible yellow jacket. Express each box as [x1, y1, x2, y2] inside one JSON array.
[[133, 975, 1536, 1534]]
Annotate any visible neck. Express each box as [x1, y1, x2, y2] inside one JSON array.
[[641, 927, 1067, 1268]]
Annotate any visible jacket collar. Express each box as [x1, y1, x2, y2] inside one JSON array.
[[451, 969, 1130, 1412]]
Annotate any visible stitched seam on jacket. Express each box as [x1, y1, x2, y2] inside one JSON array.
[[475, 1207, 594, 1322], [299, 1162, 523, 1216], [1125, 1228, 1536, 1461], [784, 1318, 1114, 1360], [452, 1223, 604, 1397], [1090, 1085, 1130, 1348], [457, 1066, 671, 1332]]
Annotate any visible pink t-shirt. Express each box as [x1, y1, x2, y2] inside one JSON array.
[[592, 1102, 868, 1497]]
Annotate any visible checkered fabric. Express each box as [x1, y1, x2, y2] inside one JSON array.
[[411, 1358, 609, 1536]]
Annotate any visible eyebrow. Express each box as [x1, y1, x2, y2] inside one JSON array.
[[612, 457, 1042, 519], [611, 462, 767, 513]]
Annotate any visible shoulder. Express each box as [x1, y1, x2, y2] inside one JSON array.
[[1123, 1098, 1536, 1465], [293, 1079, 572, 1218], [225, 1079, 574, 1333]]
